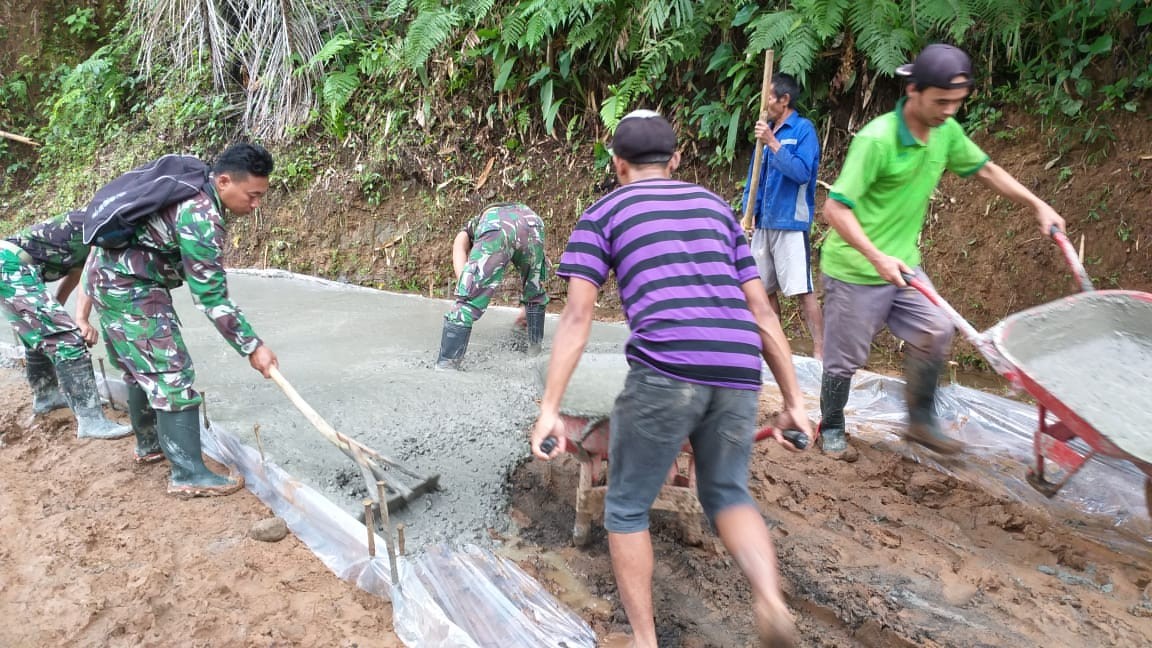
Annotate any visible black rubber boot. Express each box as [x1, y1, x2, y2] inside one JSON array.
[[903, 356, 962, 454], [818, 373, 857, 461], [55, 356, 132, 440], [525, 304, 546, 357], [127, 383, 164, 463], [435, 321, 472, 370], [156, 407, 243, 497], [25, 350, 68, 415]]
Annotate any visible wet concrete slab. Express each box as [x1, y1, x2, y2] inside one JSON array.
[[83, 270, 629, 548]]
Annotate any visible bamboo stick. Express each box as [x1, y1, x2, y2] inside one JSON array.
[[363, 499, 377, 557], [0, 130, 39, 147], [376, 481, 400, 585]]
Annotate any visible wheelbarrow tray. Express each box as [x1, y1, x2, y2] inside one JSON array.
[[987, 290, 1152, 466]]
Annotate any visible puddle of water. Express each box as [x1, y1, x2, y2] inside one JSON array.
[[497, 536, 614, 617]]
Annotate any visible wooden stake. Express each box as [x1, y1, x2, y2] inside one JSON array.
[[740, 49, 775, 232], [1078, 234, 1085, 264], [396, 523, 406, 556], [376, 481, 400, 585], [363, 499, 377, 557], [252, 424, 267, 464]]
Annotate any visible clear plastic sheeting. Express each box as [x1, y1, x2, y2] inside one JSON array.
[[783, 357, 1152, 552], [394, 545, 598, 648]]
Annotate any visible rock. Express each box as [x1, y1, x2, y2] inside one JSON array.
[[250, 517, 289, 542]]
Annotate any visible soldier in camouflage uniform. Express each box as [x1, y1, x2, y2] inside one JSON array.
[[81, 143, 279, 498], [1, 211, 132, 439], [436, 202, 548, 369]]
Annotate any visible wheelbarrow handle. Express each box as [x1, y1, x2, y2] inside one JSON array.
[[1049, 225, 1094, 293], [901, 272, 985, 349]]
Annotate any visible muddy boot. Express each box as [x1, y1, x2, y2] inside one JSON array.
[[25, 350, 68, 415], [55, 356, 133, 440], [903, 356, 962, 454], [525, 303, 545, 357], [435, 321, 471, 370], [127, 383, 165, 463], [819, 373, 858, 462], [157, 407, 243, 497]]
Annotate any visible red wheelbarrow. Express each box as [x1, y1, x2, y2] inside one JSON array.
[[907, 228, 1152, 519]]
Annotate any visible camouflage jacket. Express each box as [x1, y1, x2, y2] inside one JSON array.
[[87, 187, 261, 355], [5, 211, 89, 281]]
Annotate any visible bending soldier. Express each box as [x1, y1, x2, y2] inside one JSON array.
[[436, 202, 548, 369]]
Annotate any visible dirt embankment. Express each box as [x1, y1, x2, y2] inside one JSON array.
[[225, 107, 1152, 369], [0, 368, 402, 648]]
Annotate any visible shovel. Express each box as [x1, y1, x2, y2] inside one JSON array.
[[268, 367, 440, 511]]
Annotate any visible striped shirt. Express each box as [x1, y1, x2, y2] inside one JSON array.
[[558, 178, 763, 389]]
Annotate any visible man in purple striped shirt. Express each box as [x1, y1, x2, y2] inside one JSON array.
[[531, 110, 813, 648]]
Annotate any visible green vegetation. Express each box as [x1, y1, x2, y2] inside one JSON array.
[[1, 0, 1149, 212]]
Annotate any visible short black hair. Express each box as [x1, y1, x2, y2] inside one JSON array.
[[771, 73, 802, 109], [213, 143, 274, 178]]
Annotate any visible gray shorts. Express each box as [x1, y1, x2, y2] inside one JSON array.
[[604, 363, 759, 534], [751, 228, 813, 296]]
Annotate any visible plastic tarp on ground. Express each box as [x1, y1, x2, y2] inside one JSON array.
[[783, 356, 1152, 554]]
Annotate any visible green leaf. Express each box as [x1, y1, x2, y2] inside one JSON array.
[[493, 56, 517, 92], [541, 80, 565, 136], [724, 106, 743, 161], [1086, 34, 1113, 56]]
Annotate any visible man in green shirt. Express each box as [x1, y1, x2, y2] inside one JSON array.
[[820, 44, 1065, 457]]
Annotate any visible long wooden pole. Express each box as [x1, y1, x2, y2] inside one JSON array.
[[740, 50, 775, 232]]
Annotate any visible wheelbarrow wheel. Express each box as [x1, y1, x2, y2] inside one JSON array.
[[1026, 468, 1061, 498]]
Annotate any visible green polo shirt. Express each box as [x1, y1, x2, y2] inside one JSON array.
[[823, 98, 989, 285]]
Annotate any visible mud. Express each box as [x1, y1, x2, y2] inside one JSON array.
[[0, 369, 403, 647], [507, 385, 1152, 646], [998, 292, 1152, 463]]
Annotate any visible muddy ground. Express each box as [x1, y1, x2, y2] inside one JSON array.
[[0, 368, 403, 648], [3, 357, 1151, 647], [506, 388, 1152, 647]]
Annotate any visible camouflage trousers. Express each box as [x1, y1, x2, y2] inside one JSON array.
[[92, 285, 200, 412], [446, 216, 549, 327], [0, 247, 87, 364]]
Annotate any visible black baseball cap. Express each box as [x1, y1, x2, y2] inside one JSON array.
[[896, 44, 974, 90], [610, 110, 676, 164]]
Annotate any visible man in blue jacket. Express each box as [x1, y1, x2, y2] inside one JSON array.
[[742, 73, 824, 360]]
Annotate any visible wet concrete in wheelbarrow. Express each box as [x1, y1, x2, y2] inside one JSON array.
[[996, 292, 1152, 464]]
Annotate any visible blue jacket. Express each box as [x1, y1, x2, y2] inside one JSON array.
[[741, 111, 820, 232]]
